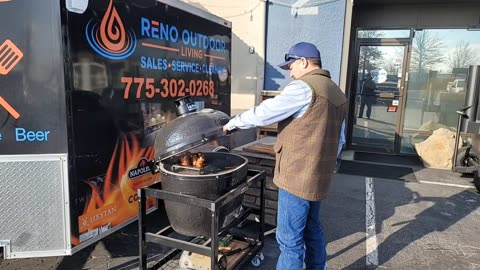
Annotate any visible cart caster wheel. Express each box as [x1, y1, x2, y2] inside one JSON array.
[[251, 253, 264, 268], [474, 171, 480, 193], [218, 255, 227, 270], [251, 257, 262, 267]]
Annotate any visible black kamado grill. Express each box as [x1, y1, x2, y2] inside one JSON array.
[[150, 96, 248, 236]]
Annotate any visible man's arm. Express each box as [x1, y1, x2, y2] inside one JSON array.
[[224, 80, 312, 131]]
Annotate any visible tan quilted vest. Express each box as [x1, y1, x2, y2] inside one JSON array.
[[273, 69, 347, 201]]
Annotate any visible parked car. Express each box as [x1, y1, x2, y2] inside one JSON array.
[[447, 79, 465, 93]]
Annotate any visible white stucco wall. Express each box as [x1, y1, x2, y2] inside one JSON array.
[[180, 0, 267, 116], [177, 0, 350, 147], [265, 0, 347, 89], [180, 0, 349, 110]]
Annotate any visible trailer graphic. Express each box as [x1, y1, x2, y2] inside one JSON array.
[[0, 0, 231, 259], [0, 39, 23, 75], [85, 0, 136, 60], [0, 96, 20, 119]]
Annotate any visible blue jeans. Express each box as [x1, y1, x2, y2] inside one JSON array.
[[276, 189, 327, 270]]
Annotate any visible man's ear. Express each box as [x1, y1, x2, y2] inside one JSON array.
[[302, 58, 308, 68]]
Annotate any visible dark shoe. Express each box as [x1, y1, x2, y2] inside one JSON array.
[[367, 117, 370, 119], [358, 116, 363, 118]]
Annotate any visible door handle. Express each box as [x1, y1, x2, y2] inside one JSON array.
[[378, 92, 396, 99]]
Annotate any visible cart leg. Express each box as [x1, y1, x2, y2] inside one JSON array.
[[259, 171, 265, 243], [211, 204, 219, 270], [138, 189, 147, 270]]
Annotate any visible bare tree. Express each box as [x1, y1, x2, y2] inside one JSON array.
[[411, 31, 445, 73], [359, 46, 383, 76], [448, 40, 479, 69], [357, 31, 384, 77], [382, 47, 404, 74]]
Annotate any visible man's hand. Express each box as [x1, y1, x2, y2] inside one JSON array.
[[223, 124, 238, 135]]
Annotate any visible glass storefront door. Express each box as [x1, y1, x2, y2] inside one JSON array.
[[401, 29, 480, 154], [348, 29, 480, 155], [351, 44, 408, 153]]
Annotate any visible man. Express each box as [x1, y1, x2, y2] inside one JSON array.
[[357, 73, 376, 119], [223, 42, 347, 270]]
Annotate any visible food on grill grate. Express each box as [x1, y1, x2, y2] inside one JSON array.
[[195, 153, 205, 168], [180, 152, 192, 166], [179, 151, 206, 168], [191, 154, 198, 167]]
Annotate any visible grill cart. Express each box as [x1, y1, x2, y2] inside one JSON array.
[[138, 169, 266, 270], [138, 96, 266, 270]]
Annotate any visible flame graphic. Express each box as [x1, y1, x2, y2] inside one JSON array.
[[98, 0, 129, 53], [75, 133, 158, 243], [85, 0, 136, 60], [104, 133, 156, 195]]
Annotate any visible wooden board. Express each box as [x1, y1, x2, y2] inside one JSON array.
[[242, 143, 275, 156], [163, 239, 255, 270], [225, 240, 250, 269]]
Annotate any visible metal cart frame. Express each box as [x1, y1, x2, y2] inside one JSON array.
[[138, 169, 266, 270]]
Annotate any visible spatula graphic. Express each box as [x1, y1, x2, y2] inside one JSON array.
[[0, 39, 23, 75]]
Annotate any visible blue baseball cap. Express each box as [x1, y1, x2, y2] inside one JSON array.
[[278, 42, 321, 70]]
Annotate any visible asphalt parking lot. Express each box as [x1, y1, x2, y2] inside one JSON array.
[[1, 165, 479, 270]]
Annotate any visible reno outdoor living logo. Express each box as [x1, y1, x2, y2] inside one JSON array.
[[85, 0, 136, 60]]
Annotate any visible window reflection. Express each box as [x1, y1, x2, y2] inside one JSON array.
[[358, 29, 410, 39], [402, 29, 480, 153], [352, 45, 404, 152]]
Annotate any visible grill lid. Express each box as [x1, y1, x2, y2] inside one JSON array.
[[153, 96, 230, 161]]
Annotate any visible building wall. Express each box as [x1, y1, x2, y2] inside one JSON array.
[[182, 0, 350, 103], [354, 2, 480, 28], [181, 0, 267, 146], [180, 0, 267, 116], [265, 0, 347, 89], [182, 0, 350, 147]]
